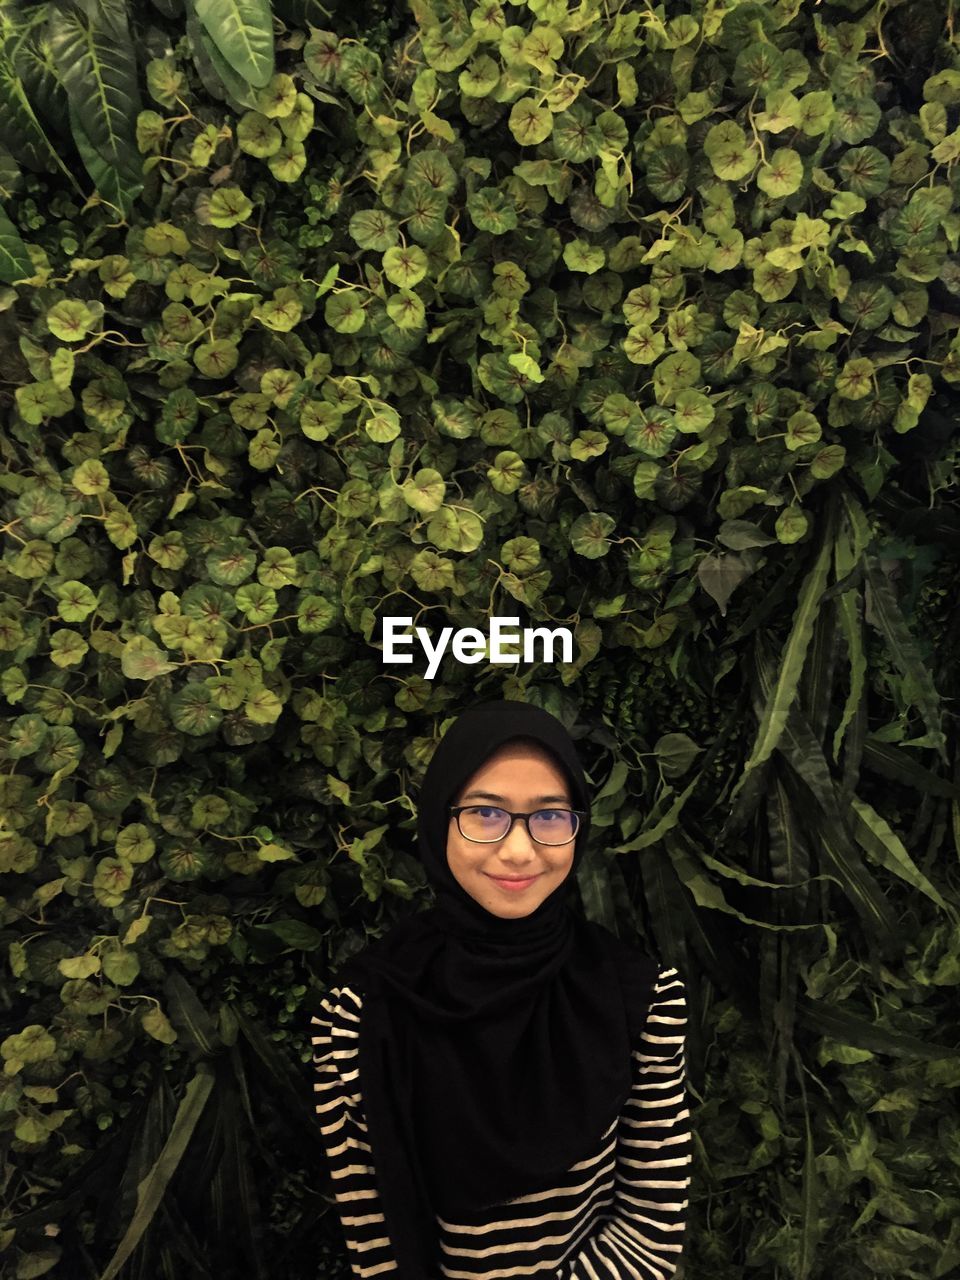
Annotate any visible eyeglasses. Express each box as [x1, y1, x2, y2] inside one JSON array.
[[448, 805, 585, 846]]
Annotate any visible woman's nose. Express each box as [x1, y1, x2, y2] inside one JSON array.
[[499, 817, 537, 858]]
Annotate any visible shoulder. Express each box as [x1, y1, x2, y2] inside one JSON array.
[[635, 965, 687, 1053], [652, 964, 686, 1001], [307, 984, 365, 1036]]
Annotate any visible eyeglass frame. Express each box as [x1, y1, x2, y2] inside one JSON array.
[[447, 804, 587, 846]]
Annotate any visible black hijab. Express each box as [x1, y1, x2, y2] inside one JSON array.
[[330, 699, 660, 1278]]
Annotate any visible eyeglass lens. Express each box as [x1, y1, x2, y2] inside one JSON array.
[[458, 806, 578, 844]]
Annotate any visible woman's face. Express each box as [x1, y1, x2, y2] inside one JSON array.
[[446, 740, 577, 919]]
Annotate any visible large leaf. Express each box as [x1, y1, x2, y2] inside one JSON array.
[[796, 999, 960, 1060], [849, 796, 950, 911], [782, 714, 900, 939], [576, 845, 619, 934], [794, 1066, 822, 1279], [48, 0, 142, 181], [751, 640, 899, 940], [863, 550, 948, 762], [0, 199, 31, 282], [68, 103, 142, 216], [0, 46, 64, 174], [861, 738, 959, 799], [99, 1063, 216, 1280], [194, 0, 275, 88], [730, 501, 836, 799]]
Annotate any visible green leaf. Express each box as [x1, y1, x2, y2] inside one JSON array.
[[55, 580, 97, 622], [0, 202, 32, 284], [207, 187, 254, 228], [796, 1001, 960, 1061], [349, 208, 399, 252], [168, 685, 223, 735], [655, 733, 702, 778], [704, 121, 756, 180], [849, 798, 949, 911], [48, 0, 142, 182], [569, 511, 616, 558], [236, 110, 281, 157], [194, 0, 275, 88], [862, 553, 947, 761], [98, 1065, 215, 1280], [836, 145, 890, 198], [101, 947, 141, 986], [508, 97, 554, 146], [121, 637, 178, 681], [563, 238, 606, 273], [756, 147, 804, 196], [46, 299, 97, 342], [382, 244, 428, 288], [733, 508, 835, 790]]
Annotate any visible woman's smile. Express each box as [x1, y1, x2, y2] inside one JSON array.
[[485, 871, 542, 892]]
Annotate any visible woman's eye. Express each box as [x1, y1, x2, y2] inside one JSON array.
[[537, 810, 563, 821], [475, 807, 502, 819]]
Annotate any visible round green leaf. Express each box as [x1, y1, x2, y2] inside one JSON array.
[[56, 580, 97, 622], [569, 511, 616, 559], [350, 209, 399, 252], [121, 637, 178, 681], [466, 187, 518, 235], [672, 389, 714, 434], [324, 290, 367, 333], [810, 444, 846, 479], [194, 340, 239, 378], [300, 400, 341, 440], [756, 148, 803, 196], [427, 506, 484, 552], [297, 595, 336, 633], [256, 73, 297, 118], [237, 110, 281, 157], [72, 460, 110, 494], [169, 684, 223, 735], [116, 823, 156, 862], [402, 468, 446, 513], [50, 628, 88, 667], [509, 98, 554, 146], [268, 139, 306, 182], [244, 686, 283, 724], [207, 188, 254, 228], [487, 450, 525, 494], [785, 411, 821, 451], [459, 54, 499, 97], [836, 357, 875, 399], [836, 146, 890, 198], [705, 121, 756, 181], [207, 543, 257, 586], [47, 299, 96, 342], [776, 505, 809, 543], [364, 402, 401, 442], [382, 244, 429, 288], [102, 948, 141, 986], [645, 146, 689, 201], [563, 239, 606, 273]]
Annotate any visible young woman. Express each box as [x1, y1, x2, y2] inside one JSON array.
[[309, 699, 691, 1278]]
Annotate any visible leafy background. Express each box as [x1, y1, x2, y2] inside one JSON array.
[[1, 0, 959, 1277]]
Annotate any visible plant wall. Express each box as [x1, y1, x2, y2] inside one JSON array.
[[1, 0, 959, 1277]]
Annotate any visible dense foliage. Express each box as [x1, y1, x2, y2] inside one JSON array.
[[1, 0, 959, 1277]]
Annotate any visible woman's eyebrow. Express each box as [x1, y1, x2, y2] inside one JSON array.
[[459, 790, 572, 804]]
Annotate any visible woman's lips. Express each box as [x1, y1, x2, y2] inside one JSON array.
[[486, 873, 541, 892]]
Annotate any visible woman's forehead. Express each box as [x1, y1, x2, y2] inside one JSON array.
[[456, 743, 571, 794]]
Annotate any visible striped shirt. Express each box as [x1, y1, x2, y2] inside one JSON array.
[[310, 965, 691, 1279]]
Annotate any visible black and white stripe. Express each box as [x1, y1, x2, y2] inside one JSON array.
[[311, 967, 691, 1278]]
